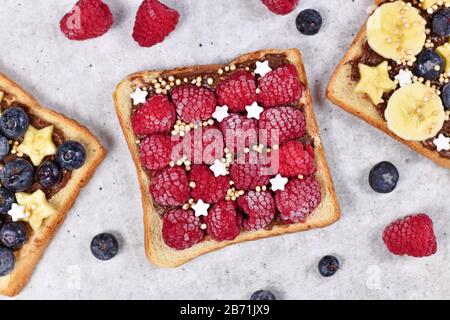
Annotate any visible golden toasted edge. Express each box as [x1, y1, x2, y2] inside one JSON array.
[[113, 48, 340, 268], [0, 72, 106, 296]]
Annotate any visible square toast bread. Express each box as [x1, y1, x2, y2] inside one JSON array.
[[0, 73, 106, 296], [114, 48, 340, 268], [326, 0, 450, 170]]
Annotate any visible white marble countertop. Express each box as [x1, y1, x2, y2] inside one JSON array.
[[0, 0, 449, 300]]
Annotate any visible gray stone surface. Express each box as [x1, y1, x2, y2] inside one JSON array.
[[0, 0, 449, 300]]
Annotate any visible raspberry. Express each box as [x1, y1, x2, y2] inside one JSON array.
[[132, 0, 180, 47], [259, 106, 306, 145], [150, 166, 190, 206], [60, 0, 113, 41], [189, 165, 230, 203], [275, 176, 321, 224], [219, 113, 258, 152], [382, 214, 437, 257], [204, 200, 241, 241], [162, 209, 204, 250], [237, 191, 276, 231], [277, 141, 315, 177], [216, 71, 257, 112], [261, 0, 298, 15], [139, 134, 174, 171], [131, 95, 176, 136], [257, 64, 302, 107], [230, 162, 271, 191], [171, 85, 217, 123]]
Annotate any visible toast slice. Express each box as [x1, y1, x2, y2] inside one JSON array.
[[326, 0, 450, 169], [114, 48, 340, 267], [0, 73, 106, 296]]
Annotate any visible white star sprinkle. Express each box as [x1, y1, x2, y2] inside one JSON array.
[[130, 87, 148, 105], [7, 203, 28, 222], [394, 69, 413, 87], [433, 134, 450, 152], [212, 105, 229, 122], [269, 174, 289, 191], [192, 200, 210, 217], [209, 159, 228, 177], [246, 102, 264, 120], [254, 60, 272, 77]]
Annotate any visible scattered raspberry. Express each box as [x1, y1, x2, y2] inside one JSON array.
[[171, 85, 217, 123], [237, 191, 276, 231], [204, 200, 241, 241], [277, 140, 315, 177], [150, 166, 190, 206], [60, 0, 113, 41], [257, 64, 302, 107], [216, 71, 257, 112], [259, 106, 306, 145], [131, 94, 176, 136], [162, 209, 204, 250], [189, 165, 230, 203], [132, 0, 180, 47], [139, 134, 174, 171], [382, 214, 437, 257], [219, 113, 258, 152], [275, 176, 321, 224], [230, 162, 271, 191], [261, 0, 298, 15]]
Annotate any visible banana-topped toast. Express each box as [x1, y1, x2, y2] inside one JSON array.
[[327, 0, 450, 169]]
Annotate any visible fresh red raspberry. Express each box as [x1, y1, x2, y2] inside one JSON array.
[[60, 0, 113, 41], [204, 200, 241, 241], [132, 0, 180, 47], [171, 85, 217, 123], [277, 141, 315, 177], [275, 176, 321, 224], [150, 166, 190, 206], [257, 64, 302, 107], [139, 134, 174, 171], [189, 165, 230, 203], [259, 106, 306, 146], [131, 95, 176, 136], [237, 191, 276, 231], [216, 71, 257, 112], [230, 162, 271, 191], [382, 214, 437, 257], [261, 0, 298, 15], [162, 209, 204, 250], [219, 113, 258, 152]]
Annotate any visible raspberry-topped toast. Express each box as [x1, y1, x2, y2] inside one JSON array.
[[0, 73, 105, 296], [114, 49, 340, 267]]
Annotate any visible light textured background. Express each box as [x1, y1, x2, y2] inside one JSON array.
[[0, 0, 449, 300]]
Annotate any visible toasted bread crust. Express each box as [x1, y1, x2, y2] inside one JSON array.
[[0, 73, 106, 296], [114, 49, 340, 268]]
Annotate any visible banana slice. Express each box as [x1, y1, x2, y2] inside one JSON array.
[[355, 61, 397, 104], [385, 82, 445, 141], [367, 1, 426, 61], [421, 0, 450, 10], [436, 42, 450, 73], [17, 125, 57, 166]]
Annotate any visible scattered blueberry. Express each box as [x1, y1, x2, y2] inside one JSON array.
[[318, 255, 340, 277], [369, 161, 399, 194], [56, 141, 86, 171], [0, 247, 15, 276], [0, 107, 29, 139], [37, 161, 61, 189], [90, 233, 119, 261], [414, 50, 444, 81], [296, 9, 322, 36], [0, 159, 34, 192], [0, 135, 9, 160], [0, 187, 15, 215], [442, 83, 450, 110], [250, 290, 276, 300], [432, 9, 450, 37], [0, 223, 27, 250]]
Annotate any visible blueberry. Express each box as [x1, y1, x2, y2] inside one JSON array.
[[432, 9, 450, 36], [90, 233, 119, 261], [0, 107, 29, 139], [56, 141, 86, 171], [0, 159, 34, 192], [37, 161, 61, 189], [0, 222, 27, 250], [318, 255, 340, 277], [369, 161, 399, 194], [0, 187, 15, 215], [250, 290, 276, 300], [0, 247, 15, 276], [442, 83, 450, 110], [414, 50, 444, 81], [296, 9, 322, 36], [0, 135, 9, 160]]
